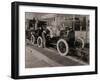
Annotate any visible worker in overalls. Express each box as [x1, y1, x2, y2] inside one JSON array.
[[42, 25, 54, 48], [67, 27, 75, 48]]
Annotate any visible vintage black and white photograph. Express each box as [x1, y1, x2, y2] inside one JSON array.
[[11, 1, 97, 79], [25, 12, 89, 68]]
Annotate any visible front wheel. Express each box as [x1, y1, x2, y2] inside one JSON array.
[[37, 36, 43, 47], [57, 39, 69, 56], [75, 37, 84, 49]]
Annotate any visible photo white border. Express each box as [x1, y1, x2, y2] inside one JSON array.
[[19, 5, 95, 76]]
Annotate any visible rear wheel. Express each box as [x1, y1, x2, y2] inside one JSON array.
[[37, 36, 43, 47], [57, 39, 69, 56], [31, 35, 35, 45]]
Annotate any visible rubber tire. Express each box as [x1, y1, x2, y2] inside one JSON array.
[[57, 39, 69, 56], [75, 37, 84, 48], [37, 36, 43, 47], [31, 35, 35, 45]]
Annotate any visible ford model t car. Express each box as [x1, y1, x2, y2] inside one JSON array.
[[26, 16, 87, 56]]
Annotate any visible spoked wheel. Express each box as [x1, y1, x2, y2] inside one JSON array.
[[37, 36, 43, 47], [31, 35, 35, 45], [57, 39, 69, 56], [75, 37, 84, 48]]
